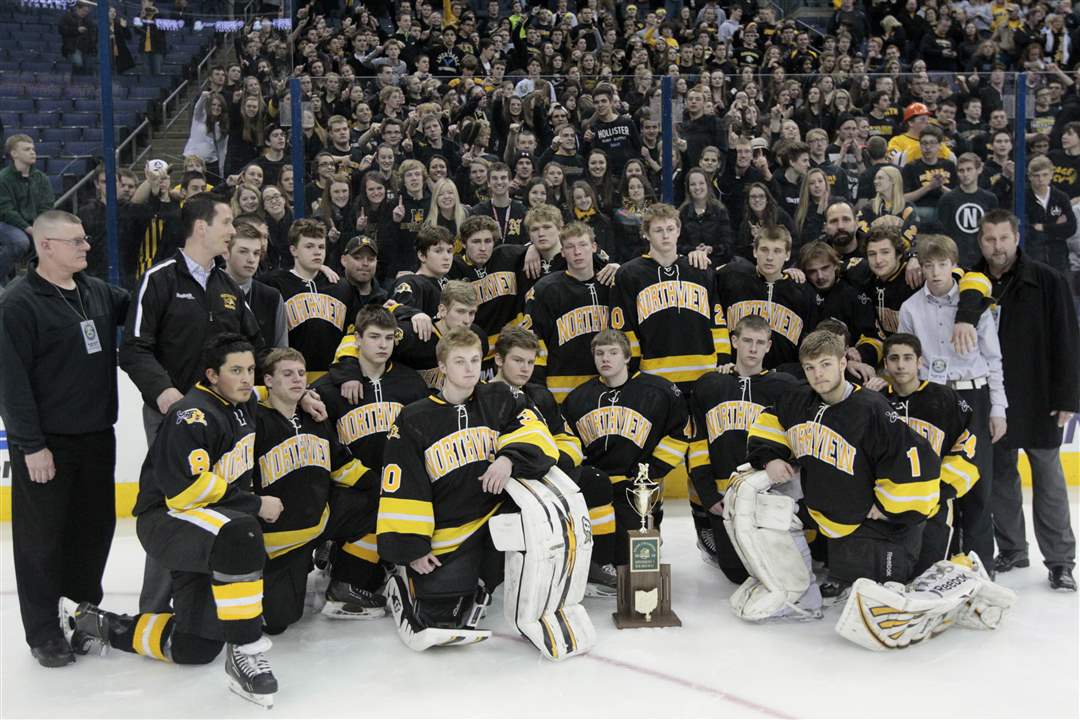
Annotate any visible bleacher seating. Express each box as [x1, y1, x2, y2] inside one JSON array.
[[0, 1, 214, 201]]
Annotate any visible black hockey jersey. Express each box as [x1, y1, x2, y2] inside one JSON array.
[[517, 381, 585, 473], [812, 278, 881, 365], [389, 273, 446, 316], [133, 383, 261, 519], [747, 384, 941, 538], [448, 244, 528, 350], [262, 269, 353, 375], [253, 402, 366, 559], [716, 265, 818, 369], [313, 362, 430, 479], [846, 261, 915, 338], [562, 372, 690, 483], [883, 381, 980, 501], [687, 370, 798, 509], [376, 383, 559, 564], [524, 270, 611, 402], [610, 254, 731, 386]]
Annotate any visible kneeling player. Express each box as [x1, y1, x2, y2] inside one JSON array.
[[253, 348, 385, 632], [747, 330, 941, 601], [61, 335, 283, 707], [376, 328, 559, 647]]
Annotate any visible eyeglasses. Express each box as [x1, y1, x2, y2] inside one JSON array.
[[47, 235, 91, 246]]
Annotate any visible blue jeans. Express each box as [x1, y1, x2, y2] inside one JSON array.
[[0, 222, 31, 284], [146, 52, 165, 76]]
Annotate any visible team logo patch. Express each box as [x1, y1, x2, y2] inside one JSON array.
[[220, 293, 237, 310], [395, 282, 413, 294], [176, 408, 207, 426], [387, 424, 401, 439], [394, 328, 404, 343]]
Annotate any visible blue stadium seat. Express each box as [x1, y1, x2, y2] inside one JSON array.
[[41, 127, 82, 143], [20, 112, 55, 127], [36, 98, 72, 114], [64, 141, 99, 158], [35, 141, 61, 157], [0, 84, 25, 98], [80, 128, 103, 142], [128, 86, 161, 101], [31, 84, 63, 98], [62, 111, 98, 126], [73, 99, 100, 113], [0, 111, 18, 128], [4, 98, 35, 113], [21, 61, 54, 73], [48, 175, 64, 196]]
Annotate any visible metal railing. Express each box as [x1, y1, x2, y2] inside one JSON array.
[[53, 118, 151, 211]]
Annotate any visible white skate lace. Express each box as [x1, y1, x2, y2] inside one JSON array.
[[235, 647, 272, 678]]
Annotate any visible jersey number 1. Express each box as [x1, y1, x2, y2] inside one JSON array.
[[906, 447, 921, 478]]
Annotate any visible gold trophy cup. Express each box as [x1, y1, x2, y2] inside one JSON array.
[[613, 464, 681, 628]]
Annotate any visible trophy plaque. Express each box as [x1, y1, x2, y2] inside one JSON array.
[[613, 464, 681, 629]]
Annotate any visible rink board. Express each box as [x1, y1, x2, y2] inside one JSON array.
[[0, 375, 1078, 520]]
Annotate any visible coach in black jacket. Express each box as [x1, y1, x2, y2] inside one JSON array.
[[975, 209, 1079, 590], [0, 211, 129, 666], [119, 193, 263, 612]]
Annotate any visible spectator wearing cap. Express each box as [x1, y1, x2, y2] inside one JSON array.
[[0, 135, 55, 287], [338, 233, 387, 314], [887, 102, 957, 167]]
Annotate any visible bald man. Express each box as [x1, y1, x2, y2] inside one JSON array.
[[0, 210, 129, 667]]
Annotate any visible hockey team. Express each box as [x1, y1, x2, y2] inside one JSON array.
[[50, 197, 1029, 706]]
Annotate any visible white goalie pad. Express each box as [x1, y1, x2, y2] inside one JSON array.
[[384, 571, 491, 652], [722, 468, 816, 621], [836, 552, 1017, 651], [488, 468, 596, 661]]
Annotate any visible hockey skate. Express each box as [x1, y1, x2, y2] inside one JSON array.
[[225, 637, 278, 708], [58, 598, 111, 657], [321, 580, 387, 619], [696, 528, 721, 569], [585, 562, 617, 598]]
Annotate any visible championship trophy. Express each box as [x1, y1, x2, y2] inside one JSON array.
[[613, 463, 681, 628]]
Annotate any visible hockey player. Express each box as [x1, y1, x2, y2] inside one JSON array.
[[61, 335, 283, 707], [716, 225, 818, 369], [524, 222, 611, 402], [253, 347, 385, 630], [870, 333, 981, 574], [492, 326, 617, 596], [389, 225, 454, 315], [311, 307, 429, 610], [847, 225, 917, 338], [448, 215, 527, 354], [329, 280, 486, 390], [377, 327, 559, 647], [688, 316, 799, 581], [262, 218, 354, 379], [610, 203, 731, 387], [562, 329, 690, 565], [747, 329, 942, 596], [797, 241, 881, 365]]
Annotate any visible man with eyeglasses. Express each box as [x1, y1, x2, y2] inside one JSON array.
[[0, 210, 130, 667]]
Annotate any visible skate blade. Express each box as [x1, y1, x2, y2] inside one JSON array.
[[320, 602, 387, 620], [584, 583, 617, 599], [228, 677, 274, 709]]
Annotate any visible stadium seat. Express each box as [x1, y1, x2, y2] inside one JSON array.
[[36, 98, 73, 114], [4, 98, 34, 113], [42, 127, 83, 143], [64, 141, 100, 158], [20, 112, 55, 127], [74, 99, 101, 113], [35, 141, 62, 158], [62, 111, 98, 126]]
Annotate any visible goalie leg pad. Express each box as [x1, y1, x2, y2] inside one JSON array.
[[835, 552, 1015, 651], [491, 470, 596, 661], [722, 470, 815, 621], [384, 571, 490, 652]]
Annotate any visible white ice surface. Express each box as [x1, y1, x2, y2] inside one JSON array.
[[1, 497, 1077, 719]]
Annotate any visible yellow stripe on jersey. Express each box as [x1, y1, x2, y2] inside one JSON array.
[[588, 503, 616, 535], [941, 456, 979, 498], [686, 481, 701, 506], [132, 612, 172, 661], [330, 458, 370, 488], [716, 473, 734, 494], [166, 506, 231, 535], [430, 504, 502, 556], [545, 374, 596, 403], [625, 330, 641, 358], [263, 506, 330, 559], [856, 335, 884, 362], [652, 435, 689, 468], [687, 439, 710, 470], [342, 533, 379, 563], [808, 508, 863, 538], [211, 579, 264, 621], [712, 327, 731, 358], [640, 353, 717, 383], [554, 432, 584, 467], [377, 497, 436, 537], [498, 419, 560, 461], [165, 471, 228, 512], [333, 334, 358, 363], [748, 412, 792, 451], [958, 271, 992, 298], [874, 478, 940, 518]]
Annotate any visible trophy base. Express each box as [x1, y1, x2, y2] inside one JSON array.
[[612, 564, 682, 629]]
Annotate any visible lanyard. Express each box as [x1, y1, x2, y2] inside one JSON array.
[[52, 282, 89, 321]]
